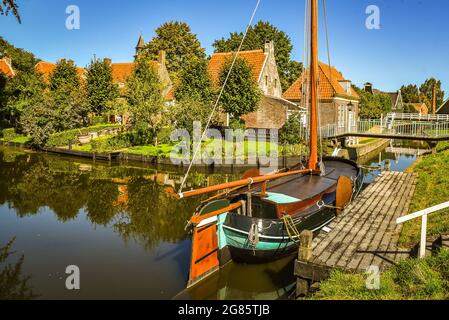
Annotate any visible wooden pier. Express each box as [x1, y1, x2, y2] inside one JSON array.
[[295, 171, 417, 296]]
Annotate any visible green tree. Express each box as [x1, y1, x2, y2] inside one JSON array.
[[170, 97, 217, 135], [49, 59, 88, 130], [219, 57, 261, 122], [213, 21, 303, 90], [401, 84, 420, 104], [19, 94, 56, 147], [144, 21, 205, 81], [85, 57, 119, 115], [3, 70, 45, 127], [174, 56, 213, 103], [126, 55, 165, 144], [279, 111, 304, 145], [354, 86, 392, 119], [0, 0, 20, 23], [420, 78, 445, 111], [0, 36, 37, 72]]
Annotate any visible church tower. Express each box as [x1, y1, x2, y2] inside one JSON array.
[[135, 33, 145, 59]]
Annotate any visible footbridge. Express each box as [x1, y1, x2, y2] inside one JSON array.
[[320, 119, 449, 142]]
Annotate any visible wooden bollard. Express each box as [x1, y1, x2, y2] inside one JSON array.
[[299, 230, 313, 262]]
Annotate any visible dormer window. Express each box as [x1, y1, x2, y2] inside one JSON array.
[[338, 80, 352, 95]]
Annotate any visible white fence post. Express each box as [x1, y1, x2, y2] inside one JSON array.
[[420, 215, 428, 259]]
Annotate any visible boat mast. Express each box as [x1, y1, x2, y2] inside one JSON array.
[[308, 0, 319, 170]]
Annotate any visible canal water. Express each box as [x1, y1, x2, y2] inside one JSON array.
[[0, 140, 429, 299]]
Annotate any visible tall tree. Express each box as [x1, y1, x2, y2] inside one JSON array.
[[0, 0, 20, 23], [219, 57, 261, 122], [174, 56, 213, 103], [85, 57, 119, 115], [126, 55, 165, 144], [401, 84, 420, 103], [3, 70, 45, 128], [420, 78, 445, 110], [144, 21, 205, 82], [49, 59, 88, 130], [213, 21, 303, 91], [0, 36, 37, 72]]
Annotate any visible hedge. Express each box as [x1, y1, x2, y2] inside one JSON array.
[[1, 128, 20, 142], [45, 124, 122, 148]]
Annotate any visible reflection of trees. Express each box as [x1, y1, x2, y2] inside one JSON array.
[[0, 238, 39, 300], [0, 148, 239, 251], [113, 177, 198, 250]]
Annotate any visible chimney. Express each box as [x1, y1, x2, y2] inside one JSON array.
[[364, 82, 373, 94], [158, 50, 166, 65], [264, 41, 274, 54], [103, 58, 112, 66]]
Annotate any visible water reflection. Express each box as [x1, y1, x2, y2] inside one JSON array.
[[0, 147, 238, 251], [0, 140, 426, 299], [0, 238, 39, 300]]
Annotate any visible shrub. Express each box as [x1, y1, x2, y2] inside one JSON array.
[[2, 128, 19, 141], [90, 134, 132, 152], [157, 126, 174, 145], [45, 124, 121, 148]]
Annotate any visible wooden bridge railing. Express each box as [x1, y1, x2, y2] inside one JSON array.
[[386, 113, 449, 122], [397, 201, 449, 258], [320, 119, 449, 139]]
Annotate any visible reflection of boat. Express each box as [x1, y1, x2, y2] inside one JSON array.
[[167, 0, 363, 288], [174, 256, 296, 300]]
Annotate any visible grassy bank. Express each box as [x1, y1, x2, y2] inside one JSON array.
[[310, 249, 449, 300], [73, 135, 310, 159], [399, 141, 449, 247]]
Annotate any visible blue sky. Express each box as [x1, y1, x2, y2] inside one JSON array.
[[1, 0, 448, 97]]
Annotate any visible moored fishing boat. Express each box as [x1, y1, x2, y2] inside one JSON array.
[[167, 0, 364, 288]]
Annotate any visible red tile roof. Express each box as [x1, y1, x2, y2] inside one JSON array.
[[35, 60, 173, 100], [208, 49, 268, 87], [283, 62, 359, 101], [35, 61, 85, 81], [0, 58, 15, 77]]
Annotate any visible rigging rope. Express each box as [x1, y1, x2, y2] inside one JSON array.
[[282, 215, 301, 247], [178, 0, 262, 193]]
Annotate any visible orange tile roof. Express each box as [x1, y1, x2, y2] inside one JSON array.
[[35, 61, 85, 81], [283, 62, 359, 101], [110, 61, 161, 83], [0, 59, 15, 77], [110, 63, 135, 83], [208, 49, 268, 87]]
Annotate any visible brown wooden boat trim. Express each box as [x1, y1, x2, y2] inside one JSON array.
[[275, 184, 337, 219], [168, 169, 320, 199]]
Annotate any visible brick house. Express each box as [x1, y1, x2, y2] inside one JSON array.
[[0, 57, 15, 78], [208, 41, 300, 129], [34, 35, 173, 101], [283, 63, 360, 130]]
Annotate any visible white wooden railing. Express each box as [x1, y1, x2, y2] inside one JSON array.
[[320, 119, 449, 139], [396, 201, 449, 258], [386, 113, 449, 122]]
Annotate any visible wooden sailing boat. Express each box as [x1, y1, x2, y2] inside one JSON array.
[[167, 0, 363, 288]]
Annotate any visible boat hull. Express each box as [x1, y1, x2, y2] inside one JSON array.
[[218, 157, 364, 264]]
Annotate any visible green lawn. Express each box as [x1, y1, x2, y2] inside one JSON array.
[[72, 136, 309, 159], [399, 141, 449, 246]]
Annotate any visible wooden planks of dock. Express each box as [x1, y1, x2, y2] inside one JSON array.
[[295, 171, 417, 296]]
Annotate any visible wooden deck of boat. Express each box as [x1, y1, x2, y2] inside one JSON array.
[[295, 171, 417, 295]]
